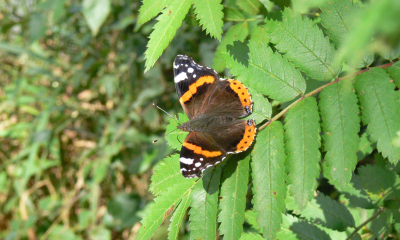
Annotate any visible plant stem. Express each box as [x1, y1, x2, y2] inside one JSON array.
[[258, 62, 395, 132], [345, 208, 386, 240]]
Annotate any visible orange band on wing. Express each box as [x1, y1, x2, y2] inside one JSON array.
[[235, 120, 256, 152], [228, 79, 252, 111], [183, 142, 222, 157], [179, 76, 215, 104]]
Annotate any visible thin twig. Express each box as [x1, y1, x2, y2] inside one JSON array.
[[258, 62, 395, 132], [346, 208, 386, 240]]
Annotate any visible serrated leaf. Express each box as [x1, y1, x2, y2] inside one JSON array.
[[240, 232, 264, 240], [189, 167, 221, 239], [225, 40, 306, 102], [236, 0, 261, 15], [168, 193, 191, 240], [136, 180, 195, 240], [340, 175, 375, 209], [218, 154, 250, 240], [248, 88, 272, 123], [298, 193, 356, 231], [266, 8, 340, 81], [193, 0, 223, 40], [358, 165, 400, 201], [82, 0, 111, 36], [277, 214, 331, 240], [250, 26, 270, 44], [319, 80, 360, 189], [213, 22, 249, 72], [354, 68, 400, 163], [144, 0, 192, 72], [251, 121, 286, 239], [138, 0, 172, 25], [386, 61, 400, 89], [285, 97, 321, 210], [319, 0, 374, 68], [226, 7, 246, 21], [165, 113, 189, 151], [319, 0, 357, 47], [150, 154, 187, 196]]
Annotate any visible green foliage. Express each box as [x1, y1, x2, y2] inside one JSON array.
[[218, 154, 250, 239], [189, 168, 221, 239], [285, 97, 321, 210], [251, 121, 286, 239], [144, 0, 192, 72], [2, 0, 400, 239], [225, 40, 306, 102], [266, 8, 340, 81], [355, 68, 400, 163], [319, 80, 360, 189], [193, 0, 224, 40]]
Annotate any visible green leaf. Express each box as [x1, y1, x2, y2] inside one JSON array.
[[225, 40, 306, 102], [319, 80, 360, 189], [193, 0, 223, 40], [236, 0, 261, 15], [138, 0, 172, 25], [82, 0, 111, 36], [266, 8, 340, 81], [340, 175, 375, 209], [168, 193, 191, 240], [240, 232, 264, 240], [259, 0, 274, 12], [218, 154, 250, 240], [284, 97, 321, 210], [370, 209, 392, 239], [356, 132, 375, 161], [245, 210, 263, 233], [358, 165, 400, 200], [277, 214, 331, 240], [251, 121, 286, 239], [136, 180, 195, 240], [213, 22, 249, 72], [144, 0, 192, 72], [150, 154, 188, 196], [292, 0, 329, 14], [319, 0, 357, 47], [298, 193, 356, 231], [319, 0, 374, 68], [29, 13, 46, 43], [354, 68, 400, 163], [248, 88, 272, 123], [165, 113, 189, 151], [189, 168, 221, 239], [386, 61, 400, 89]]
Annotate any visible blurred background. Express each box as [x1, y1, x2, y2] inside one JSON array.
[[0, 0, 223, 239]]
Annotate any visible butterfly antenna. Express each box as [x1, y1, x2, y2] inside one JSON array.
[[153, 103, 181, 123], [152, 103, 182, 143]]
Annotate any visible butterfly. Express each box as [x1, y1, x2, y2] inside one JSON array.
[[173, 55, 257, 178]]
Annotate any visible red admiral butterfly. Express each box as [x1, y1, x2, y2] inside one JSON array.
[[174, 55, 257, 178]]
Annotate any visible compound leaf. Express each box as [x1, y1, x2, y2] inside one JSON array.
[[138, 0, 172, 25]]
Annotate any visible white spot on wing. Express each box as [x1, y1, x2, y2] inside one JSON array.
[[188, 67, 194, 73], [195, 162, 201, 167], [175, 72, 188, 83], [193, 74, 196, 78], [200, 158, 203, 161], [180, 157, 194, 165]]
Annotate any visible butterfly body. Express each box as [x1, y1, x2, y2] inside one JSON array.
[[173, 55, 257, 178]]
